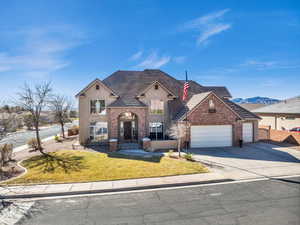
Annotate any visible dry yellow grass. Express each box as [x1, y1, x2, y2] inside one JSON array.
[[7, 150, 208, 185]]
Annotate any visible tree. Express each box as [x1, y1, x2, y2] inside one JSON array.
[[168, 123, 188, 157], [16, 82, 52, 154], [69, 110, 77, 118], [23, 113, 34, 130], [50, 95, 72, 138]]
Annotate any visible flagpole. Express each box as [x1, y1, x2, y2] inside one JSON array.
[[185, 70, 189, 153]]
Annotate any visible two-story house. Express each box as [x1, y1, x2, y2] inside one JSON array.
[[76, 69, 260, 149]]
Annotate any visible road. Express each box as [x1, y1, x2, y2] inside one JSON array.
[[0, 123, 74, 148], [19, 177, 300, 225]]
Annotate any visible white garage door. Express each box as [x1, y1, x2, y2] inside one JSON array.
[[190, 125, 232, 148], [243, 123, 253, 143]]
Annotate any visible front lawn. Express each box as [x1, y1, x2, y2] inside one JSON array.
[[6, 150, 208, 185]]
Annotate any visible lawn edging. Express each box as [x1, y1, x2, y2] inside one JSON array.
[[0, 159, 28, 184]]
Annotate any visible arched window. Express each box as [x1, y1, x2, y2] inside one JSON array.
[[208, 99, 216, 113]]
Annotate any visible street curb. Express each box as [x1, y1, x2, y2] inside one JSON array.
[[1, 179, 233, 200]]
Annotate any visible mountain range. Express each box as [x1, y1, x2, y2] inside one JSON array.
[[232, 97, 280, 104]]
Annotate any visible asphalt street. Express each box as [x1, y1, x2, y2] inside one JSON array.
[[0, 123, 74, 148], [18, 177, 300, 225]]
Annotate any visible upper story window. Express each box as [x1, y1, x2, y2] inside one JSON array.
[[208, 99, 216, 113], [95, 84, 100, 90], [150, 100, 164, 115], [90, 100, 106, 115]]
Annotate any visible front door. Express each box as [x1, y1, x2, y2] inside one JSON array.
[[123, 121, 132, 140]]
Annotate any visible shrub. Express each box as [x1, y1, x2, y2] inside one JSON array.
[[27, 138, 39, 151], [0, 143, 13, 164], [68, 125, 79, 136], [184, 153, 194, 161], [54, 135, 63, 142]]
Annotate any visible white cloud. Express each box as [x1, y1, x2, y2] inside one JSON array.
[[0, 25, 86, 78], [240, 59, 300, 70], [242, 60, 277, 68], [173, 56, 186, 64], [135, 52, 171, 69], [182, 9, 231, 46], [197, 24, 231, 45], [129, 50, 143, 61]]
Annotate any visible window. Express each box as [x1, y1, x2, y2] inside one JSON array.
[[208, 99, 216, 113], [149, 122, 164, 140], [90, 122, 108, 141], [90, 100, 106, 114], [150, 100, 164, 115], [96, 85, 100, 90], [154, 84, 159, 90]]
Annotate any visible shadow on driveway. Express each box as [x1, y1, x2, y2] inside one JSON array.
[[189, 143, 300, 163]]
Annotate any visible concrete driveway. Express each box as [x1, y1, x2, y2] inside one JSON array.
[[190, 142, 300, 180]]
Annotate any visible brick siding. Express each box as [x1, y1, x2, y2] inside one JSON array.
[[186, 94, 257, 146], [107, 107, 148, 142]]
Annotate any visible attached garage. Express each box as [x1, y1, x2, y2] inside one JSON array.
[[190, 125, 233, 148], [242, 123, 253, 143]]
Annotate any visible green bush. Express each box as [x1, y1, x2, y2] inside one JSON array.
[[184, 153, 194, 161], [27, 138, 39, 150], [54, 135, 63, 142]]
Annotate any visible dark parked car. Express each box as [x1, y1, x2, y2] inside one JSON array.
[[290, 127, 300, 133]]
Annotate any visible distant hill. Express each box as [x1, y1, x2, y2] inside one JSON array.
[[232, 97, 280, 104]]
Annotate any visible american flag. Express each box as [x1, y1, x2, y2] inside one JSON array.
[[182, 71, 189, 101]]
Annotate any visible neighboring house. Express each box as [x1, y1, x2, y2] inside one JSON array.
[[252, 96, 300, 130], [238, 103, 266, 111], [76, 69, 260, 148]]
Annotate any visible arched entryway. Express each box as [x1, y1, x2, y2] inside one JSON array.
[[118, 112, 138, 142]]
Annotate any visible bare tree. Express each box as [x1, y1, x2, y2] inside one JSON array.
[[23, 113, 34, 130], [50, 95, 72, 138], [15, 82, 52, 154], [168, 123, 187, 157]]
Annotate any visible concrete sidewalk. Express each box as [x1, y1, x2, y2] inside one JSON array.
[[0, 172, 229, 199]]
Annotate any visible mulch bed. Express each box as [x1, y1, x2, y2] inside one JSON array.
[[0, 161, 25, 182]]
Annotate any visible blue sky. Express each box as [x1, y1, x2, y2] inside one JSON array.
[[0, 0, 299, 101]]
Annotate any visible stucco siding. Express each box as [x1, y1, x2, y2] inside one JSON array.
[[139, 84, 173, 135], [258, 113, 300, 130], [78, 81, 117, 144]]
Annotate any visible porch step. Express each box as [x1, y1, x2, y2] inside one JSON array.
[[119, 143, 140, 150]]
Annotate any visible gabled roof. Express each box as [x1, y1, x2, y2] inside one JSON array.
[[174, 91, 260, 121], [179, 80, 232, 98], [75, 78, 118, 98], [223, 99, 261, 120], [238, 103, 266, 111], [107, 98, 147, 108], [252, 96, 300, 114], [103, 69, 184, 107], [136, 80, 177, 98]]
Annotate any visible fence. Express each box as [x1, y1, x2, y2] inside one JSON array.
[[258, 126, 300, 145]]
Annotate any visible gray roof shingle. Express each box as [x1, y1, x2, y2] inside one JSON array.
[[252, 96, 300, 114], [103, 69, 184, 108], [179, 80, 232, 98], [174, 92, 260, 121], [223, 99, 261, 119], [79, 69, 257, 120]]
